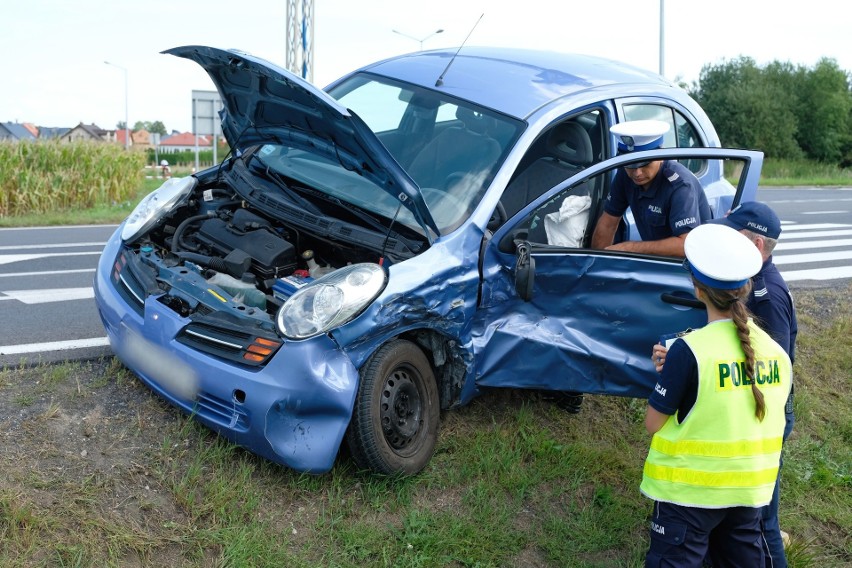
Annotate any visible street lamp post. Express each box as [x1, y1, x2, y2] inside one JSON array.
[[104, 60, 129, 150], [392, 28, 444, 51]]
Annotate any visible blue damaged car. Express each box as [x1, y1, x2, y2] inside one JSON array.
[[94, 45, 763, 475]]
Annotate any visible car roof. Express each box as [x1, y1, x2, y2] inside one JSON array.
[[350, 47, 676, 119]]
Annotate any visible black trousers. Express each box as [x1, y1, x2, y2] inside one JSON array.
[[645, 501, 768, 567]]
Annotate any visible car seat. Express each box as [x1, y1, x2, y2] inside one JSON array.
[[406, 107, 501, 191], [501, 121, 593, 218]]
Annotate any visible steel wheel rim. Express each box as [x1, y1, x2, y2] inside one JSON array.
[[380, 366, 423, 450]]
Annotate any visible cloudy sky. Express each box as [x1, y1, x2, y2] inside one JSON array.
[[4, 0, 848, 134]]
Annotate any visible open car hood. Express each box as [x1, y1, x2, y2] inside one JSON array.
[[164, 45, 439, 238]]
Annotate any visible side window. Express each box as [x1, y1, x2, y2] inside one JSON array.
[[623, 104, 706, 174], [501, 110, 603, 219], [623, 105, 677, 147], [675, 112, 701, 148]]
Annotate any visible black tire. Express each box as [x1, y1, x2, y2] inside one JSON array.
[[346, 339, 439, 475]]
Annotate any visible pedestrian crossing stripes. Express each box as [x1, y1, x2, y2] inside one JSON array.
[[775, 221, 852, 282]]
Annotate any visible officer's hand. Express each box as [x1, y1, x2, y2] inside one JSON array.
[[652, 344, 668, 373]]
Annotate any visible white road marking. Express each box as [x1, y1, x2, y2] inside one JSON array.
[[0, 252, 101, 265], [0, 224, 118, 231], [0, 268, 95, 278], [781, 266, 852, 282], [801, 210, 849, 215], [0, 287, 94, 304], [0, 242, 105, 251], [0, 337, 110, 355], [779, 229, 852, 240], [775, 238, 852, 251], [773, 250, 852, 265], [780, 223, 852, 231]]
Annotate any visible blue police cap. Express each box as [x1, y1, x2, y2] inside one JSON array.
[[683, 224, 762, 290], [707, 201, 782, 239]]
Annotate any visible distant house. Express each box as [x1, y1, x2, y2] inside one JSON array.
[[38, 126, 71, 139], [159, 131, 212, 153], [132, 129, 152, 148], [61, 122, 112, 143], [112, 128, 151, 148], [0, 122, 37, 142], [22, 123, 39, 138]]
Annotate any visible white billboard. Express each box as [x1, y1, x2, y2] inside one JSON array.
[[191, 90, 223, 137]]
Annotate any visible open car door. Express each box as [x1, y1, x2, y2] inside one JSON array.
[[473, 148, 764, 398]]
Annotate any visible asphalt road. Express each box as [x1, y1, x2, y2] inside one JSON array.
[[1, 186, 850, 366]]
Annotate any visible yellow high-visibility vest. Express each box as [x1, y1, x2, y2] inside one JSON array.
[[641, 319, 791, 508]]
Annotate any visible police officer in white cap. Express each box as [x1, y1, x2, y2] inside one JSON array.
[[641, 224, 791, 567], [591, 120, 711, 257]]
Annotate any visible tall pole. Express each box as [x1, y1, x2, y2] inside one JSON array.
[[286, 0, 314, 81], [392, 28, 444, 51], [659, 0, 665, 77], [105, 61, 129, 149]]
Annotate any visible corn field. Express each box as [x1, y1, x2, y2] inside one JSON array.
[[0, 140, 146, 217]]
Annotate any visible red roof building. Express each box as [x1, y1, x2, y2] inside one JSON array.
[[159, 132, 212, 153]]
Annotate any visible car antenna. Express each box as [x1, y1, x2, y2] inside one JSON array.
[[435, 13, 484, 87]]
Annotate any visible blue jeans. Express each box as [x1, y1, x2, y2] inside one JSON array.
[[761, 400, 795, 568]]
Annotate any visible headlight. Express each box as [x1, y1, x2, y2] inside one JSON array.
[[277, 263, 387, 339], [121, 176, 197, 242]]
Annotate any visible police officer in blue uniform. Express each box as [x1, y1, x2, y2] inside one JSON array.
[[643, 224, 792, 567], [591, 120, 711, 257], [708, 201, 798, 567]]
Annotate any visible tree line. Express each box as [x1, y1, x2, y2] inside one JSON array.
[[689, 57, 851, 166], [118, 58, 852, 168]]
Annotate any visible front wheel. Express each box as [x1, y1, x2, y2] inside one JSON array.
[[346, 339, 439, 475]]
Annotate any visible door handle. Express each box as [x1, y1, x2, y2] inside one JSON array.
[[661, 292, 705, 310]]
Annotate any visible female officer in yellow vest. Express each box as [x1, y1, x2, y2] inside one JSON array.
[[641, 224, 792, 567]]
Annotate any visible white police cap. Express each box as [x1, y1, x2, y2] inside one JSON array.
[[683, 224, 762, 290], [611, 120, 670, 153]]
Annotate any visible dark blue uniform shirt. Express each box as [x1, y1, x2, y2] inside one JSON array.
[[649, 337, 697, 421], [747, 257, 798, 364], [605, 160, 711, 241]]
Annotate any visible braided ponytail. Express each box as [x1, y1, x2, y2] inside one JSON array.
[[693, 279, 766, 421]]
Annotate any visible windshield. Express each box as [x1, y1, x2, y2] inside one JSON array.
[[280, 73, 522, 233]]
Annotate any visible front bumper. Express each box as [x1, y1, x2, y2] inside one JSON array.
[[94, 228, 359, 473]]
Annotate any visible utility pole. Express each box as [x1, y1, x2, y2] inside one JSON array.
[[104, 60, 129, 149], [659, 0, 665, 77], [286, 0, 314, 81]]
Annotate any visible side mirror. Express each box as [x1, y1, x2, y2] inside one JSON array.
[[514, 240, 535, 302]]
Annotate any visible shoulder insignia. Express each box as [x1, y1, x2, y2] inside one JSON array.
[[667, 172, 680, 182], [753, 274, 769, 300]]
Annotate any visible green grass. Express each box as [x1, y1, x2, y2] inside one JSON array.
[[0, 154, 848, 565], [0, 178, 162, 228], [759, 158, 852, 186], [1, 288, 848, 566]]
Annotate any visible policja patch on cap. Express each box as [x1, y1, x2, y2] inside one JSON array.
[[683, 224, 762, 290], [611, 120, 669, 169], [707, 201, 782, 239], [611, 120, 670, 153]]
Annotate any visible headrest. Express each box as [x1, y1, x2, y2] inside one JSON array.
[[456, 106, 495, 135], [547, 122, 593, 166]]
